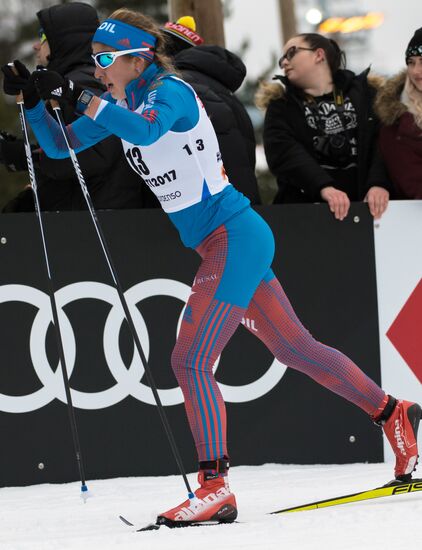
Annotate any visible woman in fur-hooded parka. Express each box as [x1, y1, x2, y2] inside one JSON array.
[[375, 72, 422, 199], [375, 29, 422, 199]]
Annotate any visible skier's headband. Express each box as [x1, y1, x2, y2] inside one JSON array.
[[93, 19, 156, 62]]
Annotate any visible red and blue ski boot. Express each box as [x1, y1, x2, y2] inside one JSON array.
[[374, 395, 421, 482], [156, 458, 237, 528]]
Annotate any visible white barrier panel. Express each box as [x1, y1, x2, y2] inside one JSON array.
[[374, 201, 422, 463]]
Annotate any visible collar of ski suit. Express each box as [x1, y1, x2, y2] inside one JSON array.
[[124, 62, 167, 110]]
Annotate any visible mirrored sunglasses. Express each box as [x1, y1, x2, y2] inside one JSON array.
[[278, 46, 316, 67], [38, 29, 47, 45], [91, 47, 154, 69]]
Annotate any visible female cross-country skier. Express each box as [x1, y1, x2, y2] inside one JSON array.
[[3, 8, 420, 527]]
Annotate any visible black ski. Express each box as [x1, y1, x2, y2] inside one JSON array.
[[119, 514, 239, 531], [119, 478, 422, 531]]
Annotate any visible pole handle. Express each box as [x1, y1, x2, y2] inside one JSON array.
[[8, 63, 23, 104], [50, 99, 60, 110]]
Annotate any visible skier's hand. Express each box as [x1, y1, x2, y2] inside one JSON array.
[[32, 70, 81, 104], [1, 60, 30, 95], [1, 60, 40, 109]]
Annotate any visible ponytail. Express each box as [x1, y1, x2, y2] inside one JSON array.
[[298, 33, 346, 75]]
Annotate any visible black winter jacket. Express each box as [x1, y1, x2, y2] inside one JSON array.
[[2, 2, 158, 212], [263, 68, 392, 204], [174, 45, 261, 204]]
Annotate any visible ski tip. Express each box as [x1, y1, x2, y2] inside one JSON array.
[[119, 515, 162, 531], [119, 515, 135, 527], [136, 523, 161, 532]]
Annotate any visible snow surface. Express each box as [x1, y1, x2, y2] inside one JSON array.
[[0, 462, 420, 550]]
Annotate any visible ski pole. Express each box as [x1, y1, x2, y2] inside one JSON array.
[[50, 100, 195, 499], [13, 68, 89, 500]]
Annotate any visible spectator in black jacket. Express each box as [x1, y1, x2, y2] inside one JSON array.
[[256, 33, 391, 220], [0, 2, 158, 212], [162, 16, 261, 204]]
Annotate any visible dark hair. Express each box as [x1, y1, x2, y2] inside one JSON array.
[[297, 33, 346, 74]]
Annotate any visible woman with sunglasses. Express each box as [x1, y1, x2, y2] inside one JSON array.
[[375, 27, 422, 199], [257, 33, 392, 220], [5, 10, 420, 525]]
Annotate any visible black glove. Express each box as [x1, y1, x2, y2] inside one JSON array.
[[1, 60, 29, 95], [1, 60, 40, 108], [0, 131, 17, 167], [32, 70, 82, 105], [0, 131, 17, 142], [0, 133, 35, 172]]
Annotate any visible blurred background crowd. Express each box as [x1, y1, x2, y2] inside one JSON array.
[[0, 0, 421, 213]]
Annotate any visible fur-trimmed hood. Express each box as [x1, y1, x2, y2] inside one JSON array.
[[374, 71, 408, 126], [255, 69, 384, 111]]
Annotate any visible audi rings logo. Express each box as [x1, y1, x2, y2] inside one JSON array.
[[0, 280, 287, 413]]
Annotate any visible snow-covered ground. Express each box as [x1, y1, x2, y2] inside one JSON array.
[[0, 462, 420, 550]]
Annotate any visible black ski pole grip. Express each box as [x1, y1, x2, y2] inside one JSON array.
[[9, 63, 24, 104]]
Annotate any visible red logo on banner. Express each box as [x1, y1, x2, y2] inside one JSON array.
[[386, 279, 422, 384]]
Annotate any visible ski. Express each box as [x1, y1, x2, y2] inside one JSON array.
[[119, 514, 239, 531], [271, 478, 422, 514], [119, 478, 422, 530], [119, 516, 161, 531], [118, 516, 136, 527]]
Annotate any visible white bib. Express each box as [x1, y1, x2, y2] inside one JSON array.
[[120, 77, 230, 213]]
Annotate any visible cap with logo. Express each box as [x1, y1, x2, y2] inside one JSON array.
[[162, 16, 204, 47]]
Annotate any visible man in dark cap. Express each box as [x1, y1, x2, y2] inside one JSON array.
[[0, 2, 157, 211], [162, 16, 261, 204]]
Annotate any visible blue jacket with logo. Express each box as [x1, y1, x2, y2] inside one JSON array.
[[26, 63, 249, 247]]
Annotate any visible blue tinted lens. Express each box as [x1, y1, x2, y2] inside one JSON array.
[[97, 53, 115, 68]]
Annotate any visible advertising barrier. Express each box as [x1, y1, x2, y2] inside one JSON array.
[[0, 204, 383, 486], [374, 201, 422, 463]]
